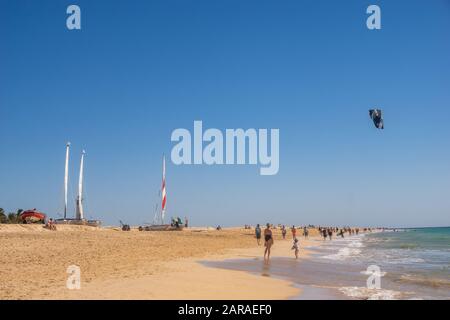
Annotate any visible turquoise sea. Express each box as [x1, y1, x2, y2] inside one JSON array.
[[350, 227, 450, 299]]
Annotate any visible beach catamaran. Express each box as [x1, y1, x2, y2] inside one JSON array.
[[139, 155, 183, 231], [55, 142, 101, 226]]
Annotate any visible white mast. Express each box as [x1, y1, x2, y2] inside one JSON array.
[[76, 150, 85, 220], [64, 142, 70, 219]]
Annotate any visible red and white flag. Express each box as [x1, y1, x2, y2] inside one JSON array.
[[161, 155, 166, 220]]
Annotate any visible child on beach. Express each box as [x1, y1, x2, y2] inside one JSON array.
[[292, 237, 299, 259], [255, 224, 262, 245]]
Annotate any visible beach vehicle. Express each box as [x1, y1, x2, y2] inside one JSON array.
[[139, 155, 183, 232], [120, 220, 131, 231], [54, 143, 101, 227], [139, 224, 182, 231], [19, 209, 46, 224]]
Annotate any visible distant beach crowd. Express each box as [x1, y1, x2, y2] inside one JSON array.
[[242, 224, 374, 263]]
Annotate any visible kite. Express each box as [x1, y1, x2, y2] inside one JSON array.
[[369, 109, 384, 129]]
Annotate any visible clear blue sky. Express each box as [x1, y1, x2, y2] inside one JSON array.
[[1, 0, 449, 227]]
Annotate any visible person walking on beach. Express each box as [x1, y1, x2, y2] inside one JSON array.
[[303, 226, 309, 238], [292, 238, 300, 259], [255, 224, 262, 246], [291, 225, 297, 239], [328, 229, 333, 241], [322, 229, 328, 240], [281, 225, 287, 239], [264, 223, 274, 263]]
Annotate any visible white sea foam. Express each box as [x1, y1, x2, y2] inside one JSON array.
[[383, 256, 425, 265], [339, 286, 404, 300], [349, 240, 364, 248], [322, 247, 362, 261], [360, 270, 387, 277]]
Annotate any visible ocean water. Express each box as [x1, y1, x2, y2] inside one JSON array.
[[316, 227, 450, 299], [203, 227, 450, 300]]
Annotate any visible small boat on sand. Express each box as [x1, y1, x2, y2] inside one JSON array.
[[19, 209, 46, 224], [139, 155, 183, 231], [54, 142, 101, 227]]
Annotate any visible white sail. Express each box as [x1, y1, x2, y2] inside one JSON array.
[[161, 155, 166, 222], [76, 150, 85, 220], [64, 142, 70, 219]]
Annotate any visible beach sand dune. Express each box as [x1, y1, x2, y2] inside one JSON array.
[[0, 225, 313, 299]]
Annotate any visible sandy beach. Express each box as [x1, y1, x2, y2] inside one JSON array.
[[0, 225, 320, 300]]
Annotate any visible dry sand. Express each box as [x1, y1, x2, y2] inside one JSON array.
[[0, 224, 320, 300]]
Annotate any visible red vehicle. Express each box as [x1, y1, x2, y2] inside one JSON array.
[[19, 209, 46, 224]]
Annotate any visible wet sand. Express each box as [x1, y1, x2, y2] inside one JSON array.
[[202, 236, 353, 300], [203, 256, 353, 300]]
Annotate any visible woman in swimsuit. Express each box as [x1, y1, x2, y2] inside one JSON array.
[[264, 223, 273, 263]]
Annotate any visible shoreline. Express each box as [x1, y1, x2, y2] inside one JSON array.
[[5, 225, 445, 300], [212, 229, 450, 300], [0, 225, 321, 300], [9, 224, 429, 300], [201, 236, 345, 300]]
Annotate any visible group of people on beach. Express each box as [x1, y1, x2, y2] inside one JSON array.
[[255, 223, 303, 263], [252, 224, 371, 263], [318, 226, 368, 240]]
